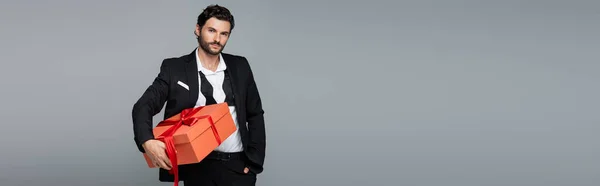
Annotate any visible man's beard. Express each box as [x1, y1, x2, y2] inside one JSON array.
[[198, 34, 225, 55]]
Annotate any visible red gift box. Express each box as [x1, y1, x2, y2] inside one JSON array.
[[142, 102, 236, 186]]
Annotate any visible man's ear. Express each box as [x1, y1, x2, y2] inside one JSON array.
[[195, 24, 201, 37]]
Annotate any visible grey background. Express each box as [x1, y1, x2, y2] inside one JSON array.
[[0, 0, 598, 185]]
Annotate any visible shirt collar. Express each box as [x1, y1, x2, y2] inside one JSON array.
[[195, 47, 227, 74]]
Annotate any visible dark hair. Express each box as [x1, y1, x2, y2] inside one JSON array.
[[197, 4, 235, 31]]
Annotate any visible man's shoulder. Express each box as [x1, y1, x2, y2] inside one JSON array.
[[222, 52, 247, 62], [159, 52, 193, 68], [164, 53, 192, 63], [221, 52, 251, 68]]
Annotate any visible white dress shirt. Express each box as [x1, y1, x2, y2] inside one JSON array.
[[194, 48, 244, 153]]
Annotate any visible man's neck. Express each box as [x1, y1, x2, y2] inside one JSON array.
[[197, 48, 220, 71]]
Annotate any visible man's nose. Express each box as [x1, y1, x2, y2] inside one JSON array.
[[213, 35, 220, 43]]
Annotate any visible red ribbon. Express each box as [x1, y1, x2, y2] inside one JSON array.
[[155, 107, 223, 186]]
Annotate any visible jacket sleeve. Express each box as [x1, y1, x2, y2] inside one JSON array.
[[242, 57, 267, 174], [132, 59, 171, 153]]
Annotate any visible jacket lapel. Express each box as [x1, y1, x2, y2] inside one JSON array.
[[222, 54, 241, 108], [222, 54, 247, 132], [185, 50, 199, 108]]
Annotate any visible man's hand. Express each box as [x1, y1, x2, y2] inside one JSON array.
[[142, 139, 172, 170], [244, 167, 250, 174]]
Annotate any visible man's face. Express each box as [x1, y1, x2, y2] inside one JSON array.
[[196, 17, 231, 56]]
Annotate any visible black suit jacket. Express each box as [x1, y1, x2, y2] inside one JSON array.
[[132, 49, 266, 182]]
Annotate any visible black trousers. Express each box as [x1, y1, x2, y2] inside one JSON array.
[[183, 151, 257, 186]]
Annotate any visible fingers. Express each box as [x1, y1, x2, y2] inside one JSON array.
[[152, 151, 171, 170], [156, 158, 171, 170], [152, 160, 162, 168], [158, 145, 173, 169], [149, 155, 162, 169], [159, 153, 173, 169], [146, 140, 173, 170], [149, 152, 172, 170]]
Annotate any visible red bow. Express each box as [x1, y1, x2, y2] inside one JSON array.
[[155, 107, 223, 186]]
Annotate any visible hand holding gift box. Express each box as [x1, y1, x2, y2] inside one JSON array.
[[142, 102, 236, 186]]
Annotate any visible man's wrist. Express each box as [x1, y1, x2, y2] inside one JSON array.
[[141, 138, 155, 149]]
